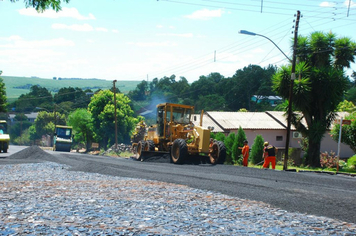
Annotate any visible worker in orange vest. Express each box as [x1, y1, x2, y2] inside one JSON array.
[[239, 140, 249, 167], [263, 141, 277, 169]]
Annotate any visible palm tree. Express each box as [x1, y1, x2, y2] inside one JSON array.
[[273, 31, 356, 167]]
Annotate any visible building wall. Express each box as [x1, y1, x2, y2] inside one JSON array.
[[320, 132, 355, 159], [226, 129, 355, 159]]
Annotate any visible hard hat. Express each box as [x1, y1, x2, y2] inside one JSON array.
[[264, 141, 269, 146]]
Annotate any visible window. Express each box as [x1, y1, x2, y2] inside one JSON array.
[[276, 136, 283, 141]]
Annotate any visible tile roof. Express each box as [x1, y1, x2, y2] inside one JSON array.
[[206, 111, 286, 130], [191, 114, 224, 133]]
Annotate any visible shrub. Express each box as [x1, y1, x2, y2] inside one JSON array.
[[320, 151, 338, 169], [250, 135, 264, 164], [224, 133, 236, 165], [232, 126, 246, 164], [347, 155, 356, 170]]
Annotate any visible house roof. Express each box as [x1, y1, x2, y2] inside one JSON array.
[[191, 114, 224, 133], [252, 95, 282, 100], [206, 111, 288, 130]]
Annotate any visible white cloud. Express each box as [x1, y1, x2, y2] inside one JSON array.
[[156, 25, 163, 28], [18, 7, 95, 20], [252, 48, 265, 53], [127, 41, 178, 47], [52, 24, 115, 33], [52, 23, 94, 31], [112, 29, 119, 33], [96, 27, 108, 32], [0, 36, 74, 48], [319, 2, 337, 7], [344, 0, 356, 7], [184, 9, 224, 20], [157, 33, 194, 38]]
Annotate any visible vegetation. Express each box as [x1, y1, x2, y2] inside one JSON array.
[[9, 0, 70, 12], [88, 90, 138, 148], [223, 133, 236, 164], [2, 76, 140, 101], [232, 126, 246, 164], [250, 135, 265, 165], [67, 109, 93, 151], [273, 32, 356, 167], [347, 155, 356, 170], [330, 112, 356, 153]]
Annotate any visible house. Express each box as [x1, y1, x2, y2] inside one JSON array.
[[251, 95, 282, 107], [192, 111, 354, 159], [9, 112, 39, 125]]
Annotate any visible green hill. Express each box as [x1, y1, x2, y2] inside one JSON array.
[[2, 76, 140, 102]]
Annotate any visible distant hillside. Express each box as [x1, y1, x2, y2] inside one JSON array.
[[2, 76, 141, 101]]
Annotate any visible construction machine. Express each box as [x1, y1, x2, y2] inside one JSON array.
[[0, 120, 9, 153], [53, 125, 73, 152], [134, 103, 226, 164]]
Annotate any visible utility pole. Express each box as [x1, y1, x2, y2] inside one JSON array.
[[113, 80, 118, 150], [284, 10, 301, 171], [53, 104, 57, 147]]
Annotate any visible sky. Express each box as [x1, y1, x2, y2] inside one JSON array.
[[1, 0, 356, 83]]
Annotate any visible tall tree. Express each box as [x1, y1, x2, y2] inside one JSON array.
[[250, 135, 265, 164], [273, 32, 355, 167], [0, 73, 7, 113], [9, 0, 70, 12], [14, 85, 53, 112], [232, 126, 247, 164], [88, 90, 138, 147], [30, 111, 66, 141], [224, 132, 236, 165], [224, 65, 276, 111], [67, 109, 93, 151]]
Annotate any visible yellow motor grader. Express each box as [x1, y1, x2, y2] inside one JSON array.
[[134, 103, 226, 164]]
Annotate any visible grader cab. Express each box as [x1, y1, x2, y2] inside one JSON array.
[[135, 103, 226, 164]]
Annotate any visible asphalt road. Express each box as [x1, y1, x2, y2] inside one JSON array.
[[1, 146, 356, 224]]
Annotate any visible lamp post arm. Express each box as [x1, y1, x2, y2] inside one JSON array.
[[256, 34, 292, 63]]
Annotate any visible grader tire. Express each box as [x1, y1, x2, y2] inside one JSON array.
[[171, 138, 187, 164], [209, 141, 226, 164], [146, 140, 155, 151], [137, 141, 146, 161]]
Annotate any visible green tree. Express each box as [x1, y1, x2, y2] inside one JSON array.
[[224, 65, 276, 111], [232, 126, 247, 164], [14, 85, 53, 112], [88, 90, 138, 148], [67, 109, 93, 151], [273, 32, 355, 167], [128, 80, 148, 101], [250, 135, 265, 164], [330, 112, 356, 153], [346, 87, 356, 104], [9, 0, 70, 12], [0, 75, 7, 113], [214, 132, 226, 142], [9, 114, 32, 140], [31, 111, 66, 141], [224, 132, 235, 164], [336, 100, 356, 113]]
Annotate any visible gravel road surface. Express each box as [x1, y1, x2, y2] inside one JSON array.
[[0, 146, 355, 235]]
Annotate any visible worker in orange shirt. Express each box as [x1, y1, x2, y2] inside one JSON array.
[[263, 141, 277, 169], [239, 140, 249, 167]]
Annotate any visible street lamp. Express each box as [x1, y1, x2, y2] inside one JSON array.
[[238, 30, 292, 63], [239, 11, 300, 171]]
